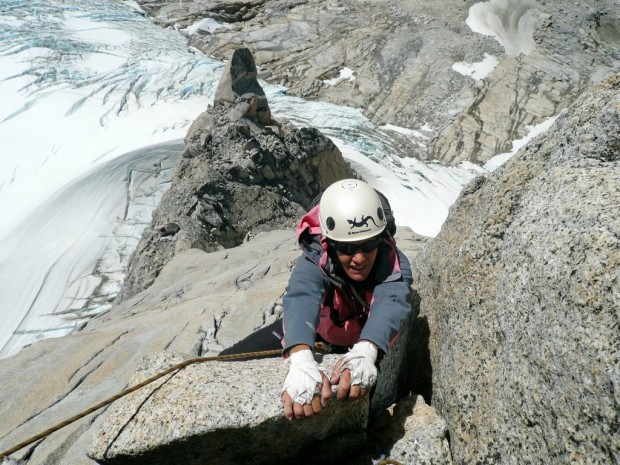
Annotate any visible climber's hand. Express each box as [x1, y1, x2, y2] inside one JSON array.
[[330, 340, 378, 400], [282, 347, 331, 420]]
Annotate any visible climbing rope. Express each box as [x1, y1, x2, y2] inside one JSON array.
[[0, 348, 283, 459], [0, 345, 404, 465]]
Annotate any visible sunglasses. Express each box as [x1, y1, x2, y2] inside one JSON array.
[[330, 237, 383, 255]]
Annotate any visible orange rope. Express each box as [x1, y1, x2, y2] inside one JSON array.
[[0, 348, 284, 459], [0, 344, 404, 465]]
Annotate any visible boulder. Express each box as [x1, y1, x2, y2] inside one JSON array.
[[88, 352, 368, 465], [413, 75, 620, 463], [213, 46, 272, 125], [373, 395, 453, 465]]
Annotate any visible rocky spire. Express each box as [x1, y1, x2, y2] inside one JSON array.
[[213, 47, 272, 126], [115, 47, 354, 302]]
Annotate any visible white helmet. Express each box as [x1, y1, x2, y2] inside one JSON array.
[[319, 179, 387, 242]]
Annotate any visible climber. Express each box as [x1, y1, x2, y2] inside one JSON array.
[[219, 178, 413, 420]]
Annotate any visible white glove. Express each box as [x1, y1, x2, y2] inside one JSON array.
[[281, 350, 323, 405], [340, 341, 379, 389]]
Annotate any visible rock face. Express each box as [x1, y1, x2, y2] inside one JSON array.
[[0, 227, 430, 465], [2, 4, 619, 465], [116, 47, 354, 301], [88, 352, 369, 465], [135, 0, 619, 164], [412, 75, 620, 463], [0, 230, 304, 465], [373, 395, 453, 465]]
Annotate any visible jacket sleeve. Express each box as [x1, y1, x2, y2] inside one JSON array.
[[359, 248, 413, 354], [282, 255, 326, 353]]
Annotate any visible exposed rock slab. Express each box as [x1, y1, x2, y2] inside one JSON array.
[[0, 227, 428, 465], [116, 47, 354, 301], [136, 0, 620, 164], [88, 352, 368, 465], [413, 75, 620, 463], [0, 230, 298, 465]]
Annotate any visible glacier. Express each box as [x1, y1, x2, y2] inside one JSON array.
[[0, 0, 511, 358]]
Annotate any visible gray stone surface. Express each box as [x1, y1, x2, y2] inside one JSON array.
[[136, 0, 619, 164], [88, 352, 368, 465], [0, 227, 429, 465], [0, 230, 299, 465], [214, 47, 271, 120], [412, 75, 620, 463], [116, 47, 354, 302], [373, 395, 453, 465]]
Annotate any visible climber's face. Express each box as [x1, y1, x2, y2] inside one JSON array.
[[332, 237, 381, 281]]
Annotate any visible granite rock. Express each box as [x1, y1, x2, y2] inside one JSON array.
[[413, 75, 620, 463], [87, 352, 368, 465], [116, 48, 354, 301], [374, 395, 453, 465], [136, 0, 620, 164], [0, 227, 432, 465]]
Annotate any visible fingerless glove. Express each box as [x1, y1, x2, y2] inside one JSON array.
[[281, 350, 323, 404], [340, 341, 378, 389]]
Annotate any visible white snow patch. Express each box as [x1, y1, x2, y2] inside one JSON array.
[[452, 53, 499, 80], [380, 124, 431, 140], [63, 16, 132, 46], [121, 0, 146, 15], [183, 17, 232, 35], [323, 67, 356, 86], [333, 138, 481, 238], [0, 15, 24, 27], [484, 114, 561, 171]]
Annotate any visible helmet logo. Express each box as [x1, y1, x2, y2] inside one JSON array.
[[347, 215, 380, 235], [340, 180, 359, 190]]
